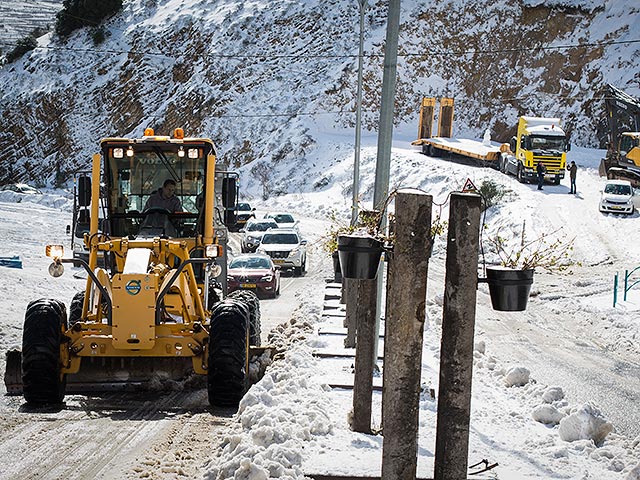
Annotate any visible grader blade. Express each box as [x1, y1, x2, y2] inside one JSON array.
[[5, 347, 275, 395]]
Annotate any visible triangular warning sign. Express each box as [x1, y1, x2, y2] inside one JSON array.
[[462, 178, 478, 192]]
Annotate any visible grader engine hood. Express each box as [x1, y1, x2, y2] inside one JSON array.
[[112, 273, 158, 349]]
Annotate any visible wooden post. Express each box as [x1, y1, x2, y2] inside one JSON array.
[[351, 278, 377, 433], [434, 192, 481, 480], [344, 279, 357, 347], [381, 190, 433, 480]]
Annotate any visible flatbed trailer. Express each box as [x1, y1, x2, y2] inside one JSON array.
[[411, 136, 502, 163]]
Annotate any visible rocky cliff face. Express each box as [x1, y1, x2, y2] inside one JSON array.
[[0, 0, 637, 189]]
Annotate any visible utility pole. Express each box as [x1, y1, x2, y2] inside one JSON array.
[[351, 0, 368, 226], [371, 0, 401, 381], [372, 0, 400, 211]]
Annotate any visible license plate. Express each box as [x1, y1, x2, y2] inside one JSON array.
[[273, 259, 285, 264], [241, 283, 256, 288], [611, 206, 622, 210]]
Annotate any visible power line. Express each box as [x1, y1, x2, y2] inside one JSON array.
[[3, 38, 638, 62]]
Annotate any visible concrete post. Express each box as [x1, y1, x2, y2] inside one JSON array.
[[381, 190, 433, 480], [351, 278, 377, 433], [434, 192, 482, 480]]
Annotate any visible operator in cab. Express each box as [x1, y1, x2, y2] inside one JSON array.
[[144, 179, 183, 212]]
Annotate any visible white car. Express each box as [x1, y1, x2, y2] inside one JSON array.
[[263, 212, 299, 230], [599, 179, 635, 215], [257, 229, 307, 276]]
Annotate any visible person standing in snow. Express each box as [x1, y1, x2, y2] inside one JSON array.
[[567, 160, 577, 194], [536, 161, 546, 190], [144, 179, 183, 212]]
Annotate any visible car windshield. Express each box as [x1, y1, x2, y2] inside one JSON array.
[[604, 184, 632, 195], [230, 257, 272, 269], [237, 203, 251, 211], [261, 233, 299, 244], [273, 214, 294, 223], [247, 221, 277, 232]]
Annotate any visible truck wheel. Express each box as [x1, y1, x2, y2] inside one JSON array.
[[227, 290, 261, 346], [22, 298, 68, 405], [554, 177, 561, 185], [68, 291, 85, 326], [517, 165, 525, 183], [208, 300, 249, 408]]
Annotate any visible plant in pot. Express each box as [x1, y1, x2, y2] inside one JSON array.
[[335, 208, 391, 280], [321, 210, 357, 282], [481, 223, 576, 311]]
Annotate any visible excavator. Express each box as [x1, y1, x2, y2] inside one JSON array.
[[599, 84, 640, 187], [4, 128, 264, 408]]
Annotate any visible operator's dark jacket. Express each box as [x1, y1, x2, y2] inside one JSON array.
[[567, 163, 577, 179]]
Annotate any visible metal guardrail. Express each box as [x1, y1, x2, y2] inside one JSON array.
[[614, 265, 640, 307]]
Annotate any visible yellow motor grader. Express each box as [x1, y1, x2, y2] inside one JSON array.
[[4, 128, 262, 408]]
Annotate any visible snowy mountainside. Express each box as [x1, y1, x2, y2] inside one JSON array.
[[0, 0, 638, 192]]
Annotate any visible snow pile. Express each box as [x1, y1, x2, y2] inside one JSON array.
[[559, 403, 614, 444], [504, 366, 531, 387], [205, 299, 331, 480]]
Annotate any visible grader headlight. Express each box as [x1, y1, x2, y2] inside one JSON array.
[[45, 244, 65, 278], [205, 244, 222, 258], [46, 244, 64, 260]]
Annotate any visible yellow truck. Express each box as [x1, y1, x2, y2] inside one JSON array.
[[412, 98, 570, 186], [499, 116, 570, 185]]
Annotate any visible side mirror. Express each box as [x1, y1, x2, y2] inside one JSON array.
[[221, 177, 237, 208], [300, 239, 308, 245], [238, 228, 245, 233], [78, 176, 91, 207], [567, 143, 572, 152]]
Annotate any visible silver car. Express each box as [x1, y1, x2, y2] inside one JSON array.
[[240, 219, 279, 253]]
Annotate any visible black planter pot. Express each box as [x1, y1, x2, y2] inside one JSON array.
[[484, 267, 534, 312], [331, 251, 342, 283], [337, 235, 383, 280]]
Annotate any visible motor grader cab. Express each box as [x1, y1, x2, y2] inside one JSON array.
[[5, 128, 262, 408]]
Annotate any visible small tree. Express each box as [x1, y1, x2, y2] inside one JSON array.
[[5, 37, 37, 63], [56, 0, 123, 38], [479, 179, 509, 210]]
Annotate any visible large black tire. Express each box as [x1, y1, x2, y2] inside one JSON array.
[[517, 165, 526, 183], [68, 291, 85, 326], [207, 299, 249, 408], [227, 290, 261, 346], [22, 299, 68, 405]]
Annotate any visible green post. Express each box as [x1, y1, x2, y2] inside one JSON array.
[[614, 273, 618, 308], [624, 269, 629, 302]]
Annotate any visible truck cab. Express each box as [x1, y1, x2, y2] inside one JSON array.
[[501, 116, 569, 185]]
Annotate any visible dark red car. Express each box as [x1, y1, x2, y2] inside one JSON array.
[[227, 254, 281, 299]]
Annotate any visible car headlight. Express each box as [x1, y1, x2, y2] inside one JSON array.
[[260, 275, 273, 282], [289, 248, 300, 257], [248, 235, 260, 241]]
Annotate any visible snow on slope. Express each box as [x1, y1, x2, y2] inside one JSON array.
[[0, 0, 638, 189]]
